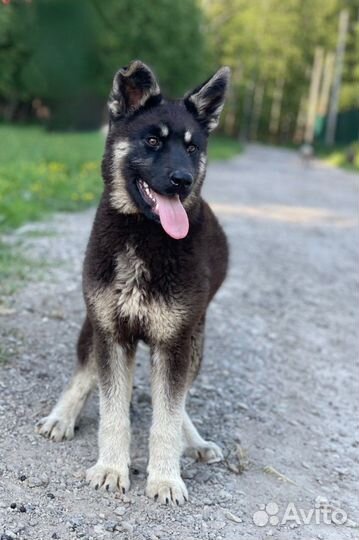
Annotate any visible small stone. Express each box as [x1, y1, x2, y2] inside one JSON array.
[[47, 492, 55, 499], [237, 402, 249, 411], [121, 521, 134, 534], [19, 475, 27, 482], [19, 505, 27, 513], [51, 534, 59, 539], [3, 532, 16, 540], [223, 510, 242, 523], [219, 489, 232, 500], [40, 474, 49, 485], [116, 494, 131, 504], [202, 506, 211, 520], [114, 507, 126, 517], [104, 521, 117, 532], [10, 503, 16, 509], [28, 476, 44, 488]]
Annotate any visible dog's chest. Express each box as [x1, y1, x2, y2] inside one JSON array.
[[113, 246, 184, 341], [115, 247, 151, 322]]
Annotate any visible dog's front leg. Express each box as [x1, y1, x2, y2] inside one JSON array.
[[86, 335, 135, 493], [146, 342, 189, 505]]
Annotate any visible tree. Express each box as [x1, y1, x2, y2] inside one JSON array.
[[202, 0, 358, 142], [0, 0, 208, 128]]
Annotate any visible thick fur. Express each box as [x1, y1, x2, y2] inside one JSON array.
[[37, 60, 230, 505]]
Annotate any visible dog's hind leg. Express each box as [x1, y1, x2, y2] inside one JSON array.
[[183, 411, 223, 463], [183, 316, 223, 463], [36, 317, 97, 442]]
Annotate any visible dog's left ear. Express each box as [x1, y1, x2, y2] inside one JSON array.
[[108, 60, 161, 119], [184, 67, 230, 133]]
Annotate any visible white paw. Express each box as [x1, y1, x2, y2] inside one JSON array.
[[36, 415, 75, 442], [146, 475, 188, 505], [186, 441, 223, 463], [86, 463, 130, 494]]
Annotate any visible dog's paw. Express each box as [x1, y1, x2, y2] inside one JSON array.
[[36, 415, 75, 442], [186, 441, 223, 464], [146, 476, 188, 505], [86, 463, 130, 494]]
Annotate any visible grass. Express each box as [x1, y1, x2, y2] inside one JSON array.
[[315, 142, 359, 172], [0, 125, 104, 232], [0, 125, 242, 233], [208, 135, 242, 160]]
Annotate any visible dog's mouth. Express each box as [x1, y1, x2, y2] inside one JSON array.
[[137, 179, 189, 240]]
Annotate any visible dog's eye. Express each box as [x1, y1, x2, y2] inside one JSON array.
[[146, 136, 160, 148], [187, 144, 197, 154]]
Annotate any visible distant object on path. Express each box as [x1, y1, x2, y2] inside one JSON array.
[[299, 143, 314, 165]]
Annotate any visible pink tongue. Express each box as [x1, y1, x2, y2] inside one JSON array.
[[155, 193, 189, 239]]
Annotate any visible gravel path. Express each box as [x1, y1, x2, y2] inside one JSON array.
[[0, 145, 358, 540]]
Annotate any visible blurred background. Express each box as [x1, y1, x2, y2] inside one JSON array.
[[0, 0, 358, 232]]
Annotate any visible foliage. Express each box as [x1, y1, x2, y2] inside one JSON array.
[[202, 0, 359, 141], [316, 141, 359, 171], [1, 0, 358, 138], [0, 0, 209, 127], [91, 0, 209, 98], [340, 4, 359, 110]]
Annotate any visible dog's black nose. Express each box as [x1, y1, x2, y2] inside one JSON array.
[[169, 170, 193, 189]]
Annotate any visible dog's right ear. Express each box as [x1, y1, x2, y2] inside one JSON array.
[[108, 60, 161, 119]]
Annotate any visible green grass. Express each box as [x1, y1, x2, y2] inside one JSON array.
[[208, 135, 242, 160], [0, 125, 104, 232], [315, 142, 359, 172], [0, 124, 242, 233]]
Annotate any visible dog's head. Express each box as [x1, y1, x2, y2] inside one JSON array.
[[102, 60, 230, 239]]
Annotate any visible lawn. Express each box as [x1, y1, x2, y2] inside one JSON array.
[[0, 125, 241, 232], [315, 142, 359, 173]]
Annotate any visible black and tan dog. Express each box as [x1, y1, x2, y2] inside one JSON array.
[[37, 60, 230, 505]]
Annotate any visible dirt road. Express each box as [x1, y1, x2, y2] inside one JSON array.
[[0, 145, 358, 539]]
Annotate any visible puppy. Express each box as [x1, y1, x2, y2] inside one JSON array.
[[37, 60, 230, 505]]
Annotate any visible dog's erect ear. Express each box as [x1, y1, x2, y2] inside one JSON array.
[[108, 60, 161, 118], [184, 67, 230, 133]]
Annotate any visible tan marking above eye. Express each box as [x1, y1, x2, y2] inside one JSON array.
[[159, 124, 169, 137], [184, 130, 192, 143]]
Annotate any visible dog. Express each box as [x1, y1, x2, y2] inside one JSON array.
[[37, 60, 230, 505]]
